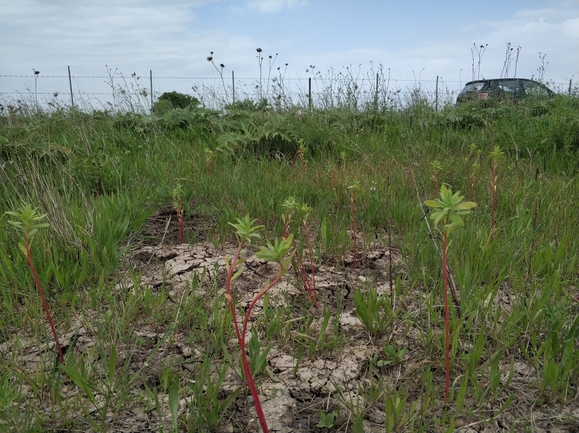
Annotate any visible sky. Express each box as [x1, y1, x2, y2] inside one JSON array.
[[1, 0, 578, 108]]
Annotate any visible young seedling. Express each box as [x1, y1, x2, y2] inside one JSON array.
[[291, 139, 307, 185], [347, 179, 361, 269], [172, 183, 185, 244], [430, 160, 443, 197], [281, 198, 318, 307], [424, 185, 476, 399], [489, 146, 505, 242], [225, 215, 295, 433], [5, 204, 65, 365], [316, 410, 336, 428]]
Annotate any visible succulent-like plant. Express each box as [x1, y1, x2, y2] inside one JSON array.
[[424, 185, 476, 399]]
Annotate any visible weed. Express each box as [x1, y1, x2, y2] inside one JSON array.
[[354, 286, 394, 341], [171, 183, 185, 244], [424, 185, 476, 399], [5, 204, 65, 365], [317, 410, 336, 428], [225, 215, 294, 433]]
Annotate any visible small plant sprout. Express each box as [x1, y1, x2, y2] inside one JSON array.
[[316, 410, 336, 428], [424, 185, 476, 399], [172, 183, 185, 243], [281, 198, 318, 307], [5, 204, 65, 365], [430, 160, 443, 196], [225, 215, 295, 433], [291, 139, 307, 184], [489, 146, 505, 242], [347, 179, 361, 269], [340, 151, 347, 175]]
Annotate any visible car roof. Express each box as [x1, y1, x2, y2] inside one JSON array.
[[465, 78, 540, 84]]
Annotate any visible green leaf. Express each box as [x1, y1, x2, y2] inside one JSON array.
[[424, 184, 476, 235], [228, 214, 264, 244], [256, 234, 294, 264]]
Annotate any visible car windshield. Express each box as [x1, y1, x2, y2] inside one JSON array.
[[462, 82, 486, 93]]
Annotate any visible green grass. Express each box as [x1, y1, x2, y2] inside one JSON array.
[[1, 91, 579, 432]]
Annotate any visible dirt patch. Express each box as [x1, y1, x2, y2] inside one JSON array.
[[3, 209, 579, 432]]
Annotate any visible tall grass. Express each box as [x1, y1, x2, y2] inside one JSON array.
[[1, 87, 578, 431]]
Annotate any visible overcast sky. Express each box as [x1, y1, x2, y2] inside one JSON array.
[[1, 0, 578, 108]]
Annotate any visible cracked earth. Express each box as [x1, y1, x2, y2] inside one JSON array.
[[3, 207, 579, 432]]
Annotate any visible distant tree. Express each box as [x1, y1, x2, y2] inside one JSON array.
[[153, 91, 200, 114]]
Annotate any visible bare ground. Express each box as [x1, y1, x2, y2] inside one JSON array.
[[2, 207, 579, 432]]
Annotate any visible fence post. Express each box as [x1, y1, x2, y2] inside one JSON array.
[[67, 66, 74, 109], [374, 72, 379, 110], [435, 75, 439, 112], [232, 70, 235, 104], [569, 79, 573, 96], [308, 77, 312, 110], [149, 70, 153, 112]]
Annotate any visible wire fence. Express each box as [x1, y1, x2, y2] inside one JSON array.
[[0, 66, 574, 114]]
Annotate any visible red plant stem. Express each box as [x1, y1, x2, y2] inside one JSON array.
[[302, 219, 317, 305], [225, 242, 245, 343], [239, 274, 283, 433], [442, 231, 450, 400], [25, 237, 65, 365], [350, 192, 357, 269], [490, 164, 497, 242], [284, 220, 317, 308], [293, 244, 317, 307], [433, 173, 439, 197], [176, 206, 184, 243]]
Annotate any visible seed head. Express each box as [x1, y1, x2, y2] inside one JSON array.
[[220, 63, 225, 68], [256, 47, 262, 53], [207, 56, 213, 61]]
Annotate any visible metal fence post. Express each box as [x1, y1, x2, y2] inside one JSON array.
[[374, 72, 379, 110], [67, 66, 74, 109], [435, 75, 439, 112], [232, 70, 235, 104], [308, 77, 312, 110], [150, 70, 153, 112]]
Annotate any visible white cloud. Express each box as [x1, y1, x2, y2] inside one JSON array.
[[246, 0, 307, 14]]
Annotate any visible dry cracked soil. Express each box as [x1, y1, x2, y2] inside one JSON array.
[[2, 207, 579, 433]]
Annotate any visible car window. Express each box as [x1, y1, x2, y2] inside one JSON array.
[[524, 81, 552, 97], [463, 82, 486, 92], [495, 80, 520, 93]]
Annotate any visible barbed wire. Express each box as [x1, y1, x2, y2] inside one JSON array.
[[0, 74, 463, 83]]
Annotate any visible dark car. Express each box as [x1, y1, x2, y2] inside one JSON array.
[[456, 78, 555, 106]]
